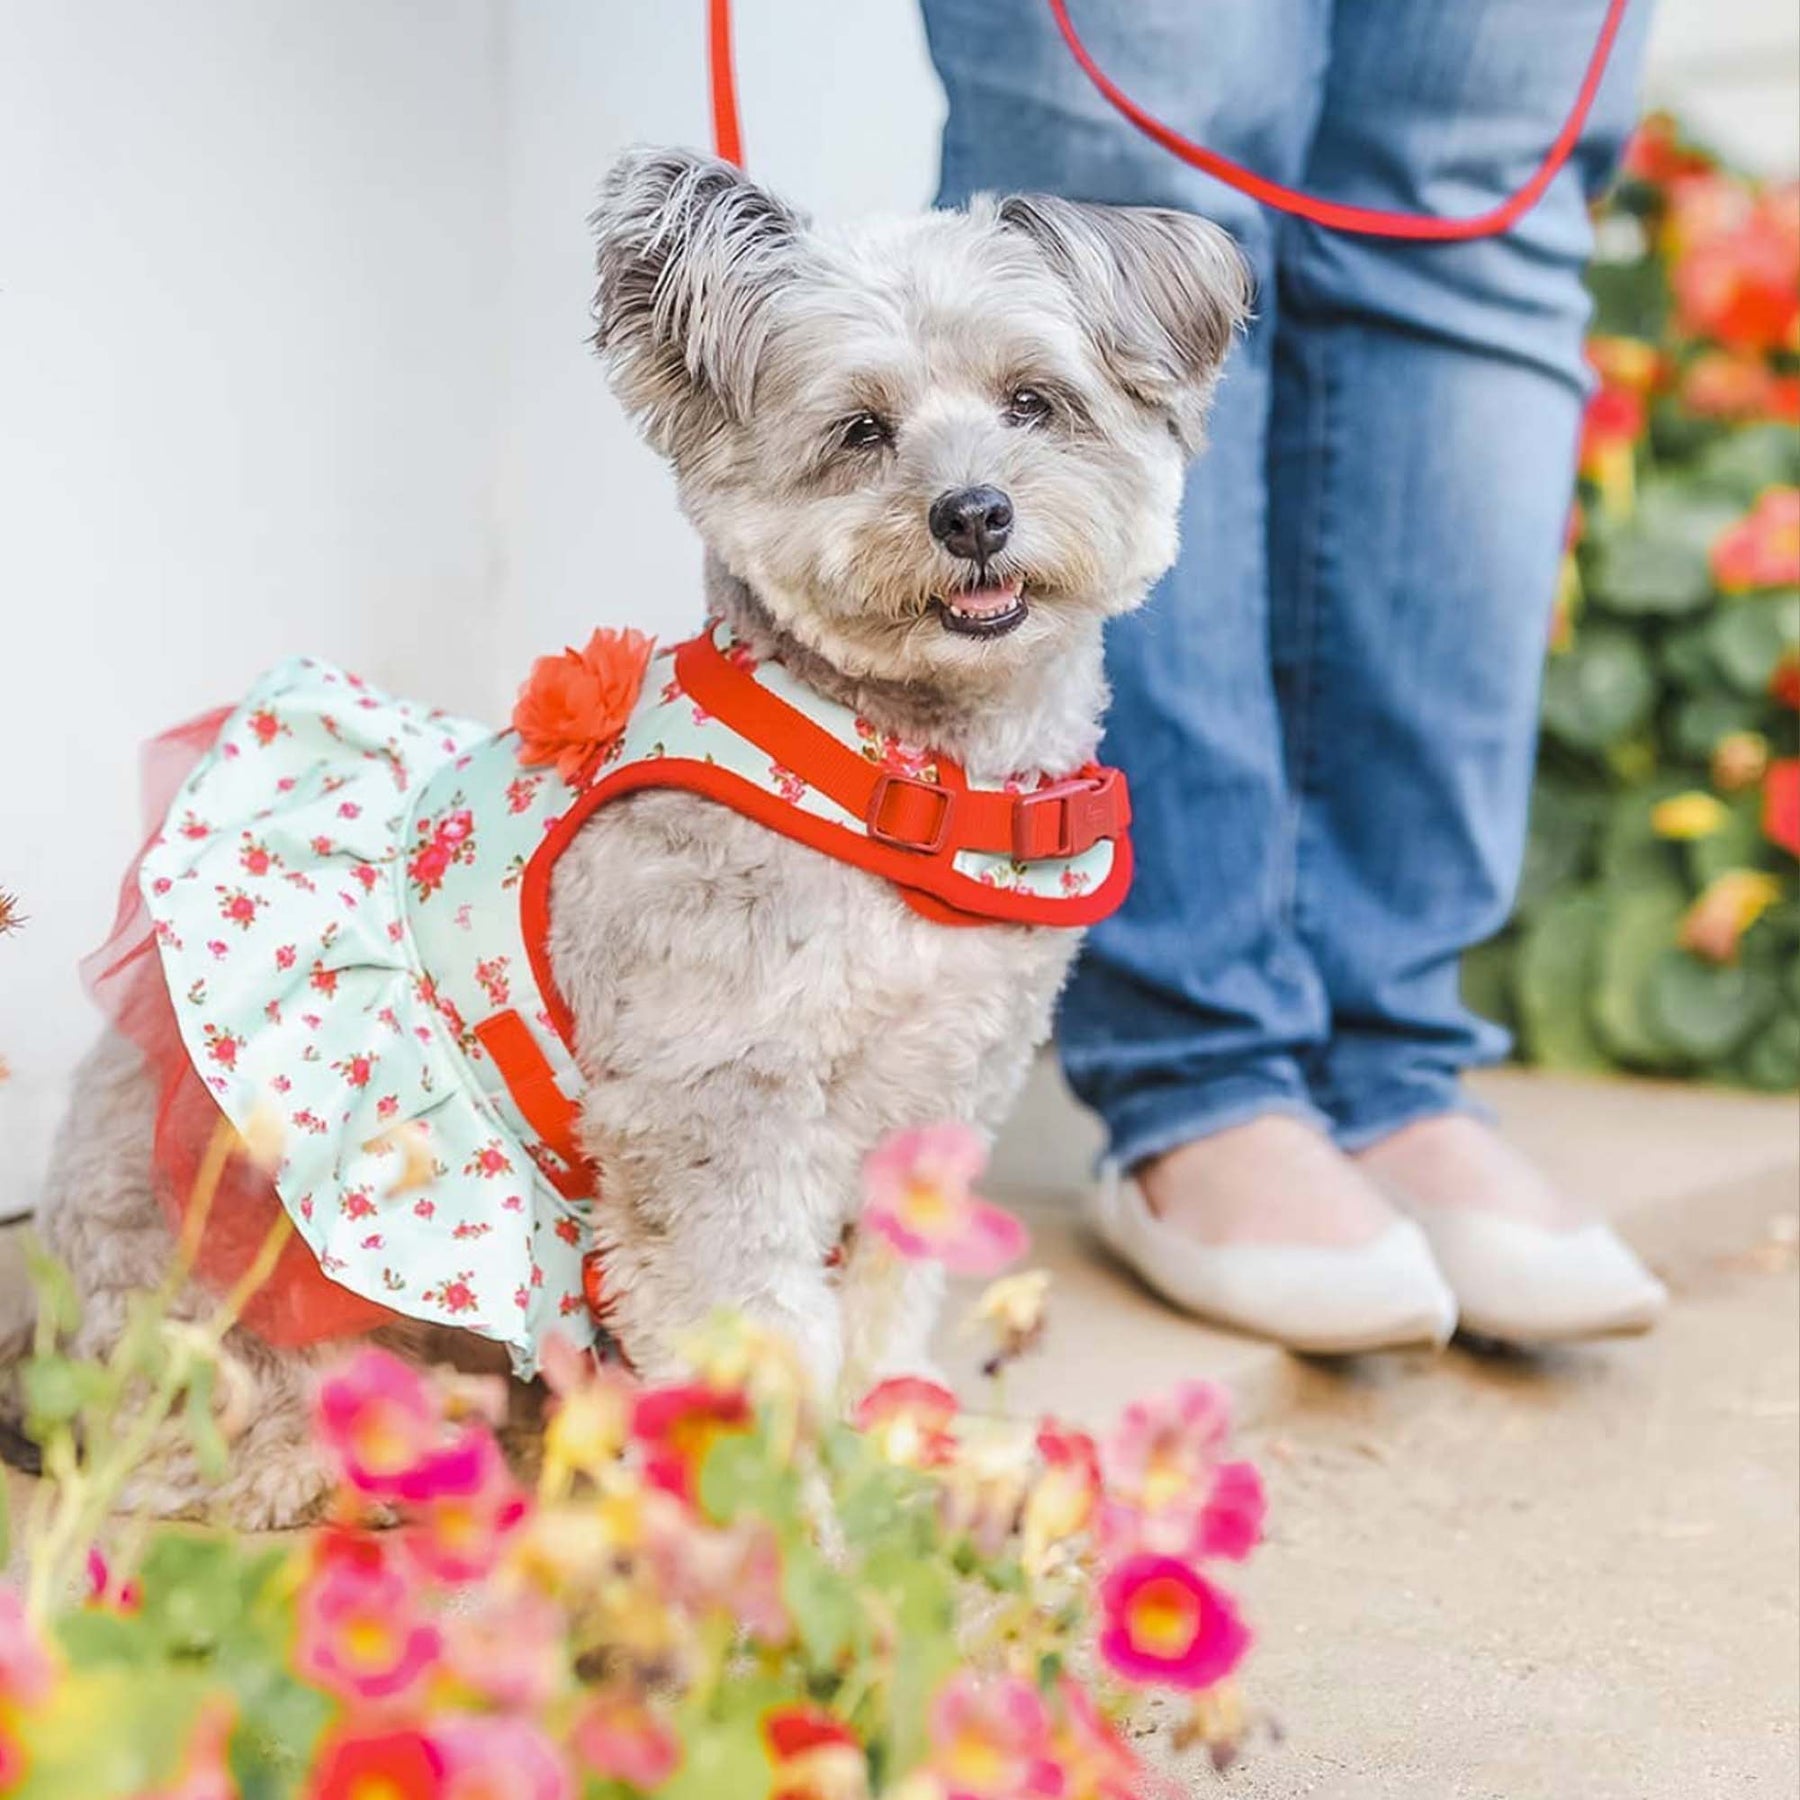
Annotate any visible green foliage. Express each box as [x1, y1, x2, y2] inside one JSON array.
[[1471, 122, 1799, 1090]]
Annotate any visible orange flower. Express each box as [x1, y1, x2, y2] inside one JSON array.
[[1620, 114, 1714, 189], [1712, 488, 1800, 593], [1765, 760, 1800, 859], [512, 628, 655, 781], [1586, 336, 1661, 394], [1671, 181, 1800, 355], [1679, 351, 1772, 421], [1578, 383, 1645, 515], [1679, 871, 1784, 963]]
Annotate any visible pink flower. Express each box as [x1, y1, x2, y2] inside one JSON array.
[[0, 1587, 53, 1707], [306, 1723, 443, 1800], [633, 1379, 753, 1506], [1097, 1554, 1251, 1692], [1102, 1380, 1264, 1562], [400, 1429, 529, 1584], [860, 1124, 1027, 1275], [572, 1688, 683, 1790], [926, 1671, 1063, 1799], [294, 1543, 441, 1704], [315, 1348, 444, 1494], [140, 1699, 236, 1800], [434, 1714, 573, 1800], [442, 1586, 566, 1711], [853, 1376, 959, 1468], [1050, 1679, 1145, 1800]]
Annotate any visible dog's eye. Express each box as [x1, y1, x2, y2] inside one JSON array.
[[838, 410, 893, 452], [1004, 386, 1054, 427]]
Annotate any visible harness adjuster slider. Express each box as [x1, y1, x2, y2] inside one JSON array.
[[867, 771, 956, 853], [1012, 768, 1125, 860]]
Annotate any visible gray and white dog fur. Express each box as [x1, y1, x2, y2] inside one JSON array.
[[8, 149, 1248, 1527]]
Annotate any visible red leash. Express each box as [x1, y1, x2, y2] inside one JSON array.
[[707, 0, 1632, 242]]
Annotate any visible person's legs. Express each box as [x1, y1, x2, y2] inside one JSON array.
[[1266, 0, 1655, 1147], [1261, 0, 1667, 1336], [925, 0, 1341, 1168]]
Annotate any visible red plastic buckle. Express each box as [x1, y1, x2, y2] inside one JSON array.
[[867, 772, 955, 853], [1012, 768, 1125, 860]]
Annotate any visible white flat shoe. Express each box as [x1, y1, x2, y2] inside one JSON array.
[[1399, 1207, 1667, 1345], [1089, 1169, 1458, 1355]]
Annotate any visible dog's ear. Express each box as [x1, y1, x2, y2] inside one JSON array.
[[592, 147, 807, 458], [997, 196, 1252, 452]]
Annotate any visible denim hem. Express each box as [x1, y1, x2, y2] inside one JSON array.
[[1329, 1084, 1497, 1154], [1097, 1076, 1334, 1176]]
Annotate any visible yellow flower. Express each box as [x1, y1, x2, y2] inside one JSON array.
[[1679, 870, 1784, 963], [1650, 791, 1731, 839]]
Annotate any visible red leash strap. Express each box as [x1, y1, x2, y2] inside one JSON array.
[[707, 0, 1631, 243], [1046, 0, 1631, 242], [708, 0, 744, 167]]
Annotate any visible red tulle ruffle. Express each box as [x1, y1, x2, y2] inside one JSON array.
[[84, 709, 399, 1346]]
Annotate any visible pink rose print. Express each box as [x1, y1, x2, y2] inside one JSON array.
[[352, 863, 380, 892], [452, 1221, 493, 1241], [151, 876, 173, 896], [334, 1052, 378, 1089], [376, 1093, 399, 1120], [275, 944, 298, 971], [341, 1188, 377, 1221], [769, 763, 807, 804], [217, 886, 264, 930], [501, 1194, 525, 1214], [337, 800, 362, 820], [464, 1142, 512, 1180], [554, 1217, 582, 1246], [245, 707, 283, 747], [412, 1197, 437, 1220], [506, 773, 545, 815], [238, 835, 279, 877], [179, 811, 210, 840], [359, 1233, 384, 1252], [855, 717, 937, 780], [264, 999, 282, 1024], [270, 1074, 292, 1094], [311, 834, 335, 856], [423, 1271, 479, 1316], [558, 1293, 585, 1317], [474, 956, 511, 1009], [406, 799, 478, 901], [206, 940, 230, 960], [202, 1023, 244, 1070], [290, 1109, 328, 1135], [310, 963, 340, 998]]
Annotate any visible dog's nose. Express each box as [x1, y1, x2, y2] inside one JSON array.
[[929, 485, 1013, 562]]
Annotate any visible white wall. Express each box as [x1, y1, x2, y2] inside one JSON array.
[[0, 0, 1793, 1213]]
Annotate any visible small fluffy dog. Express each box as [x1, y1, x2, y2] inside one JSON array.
[[13, 149, 1247, 1526]]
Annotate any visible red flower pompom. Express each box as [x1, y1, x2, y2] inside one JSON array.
[[513, 628, 655, 781]]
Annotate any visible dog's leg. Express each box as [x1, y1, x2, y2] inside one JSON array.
[[23, 1030, 336, 1528], [837, 1237, 946, 1394], [585, 1086, 850, 1393]]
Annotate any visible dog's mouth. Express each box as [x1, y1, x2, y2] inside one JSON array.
[[932, 578, 1029, 639]]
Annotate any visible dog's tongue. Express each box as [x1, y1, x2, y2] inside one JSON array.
[[947, 581, 1021, 619]]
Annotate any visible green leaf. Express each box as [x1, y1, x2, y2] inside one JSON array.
[[1591, 883, 1692, 1071], [1659, 619, 1723, 691], [1708, 593, 1800, 696], [781, 1539, 861, 1670], [1669, 690, 1769, 764], [1516, 780, 1607, 917], [1541, 627, 1659, 752], [1598, 786, 1690, 889], [1516, 890, 1613, 1071], [1736, 1012, 1800, 1091], [1691, 424, 1800, 505], [1460, 932, 1517, 1035], [1587, 484, 1742, 618], [21, 1354, 109, 1432], [1685, 795, 1767, 886], [696, 1427, 796, 1530], [1645, 950, 1773, 1063]]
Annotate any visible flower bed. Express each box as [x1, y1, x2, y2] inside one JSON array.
[[1468, 115, 1800, 1087], [1, 1125, 1267, 1798]]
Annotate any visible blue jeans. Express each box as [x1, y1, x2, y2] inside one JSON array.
[[923, 0, 1652, 1164]]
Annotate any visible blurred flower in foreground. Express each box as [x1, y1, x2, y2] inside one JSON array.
[[862, 1123, 1028, 1274], [1099, 1553, 1252, 1692], [968, 1268, 1052, 1376], [305, 1723, 443, 1800], [763, 1703, 869, 1800], [294, 1541, 441, 1705], [925, 1671, 1061, 1799], [1104, 1382, 1266, 1562], [434, 1713, 573, 1800], [1764, 759, 1800, 858], [854, 1375, 959, 1468], [572, 1686, 683, 1790]]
